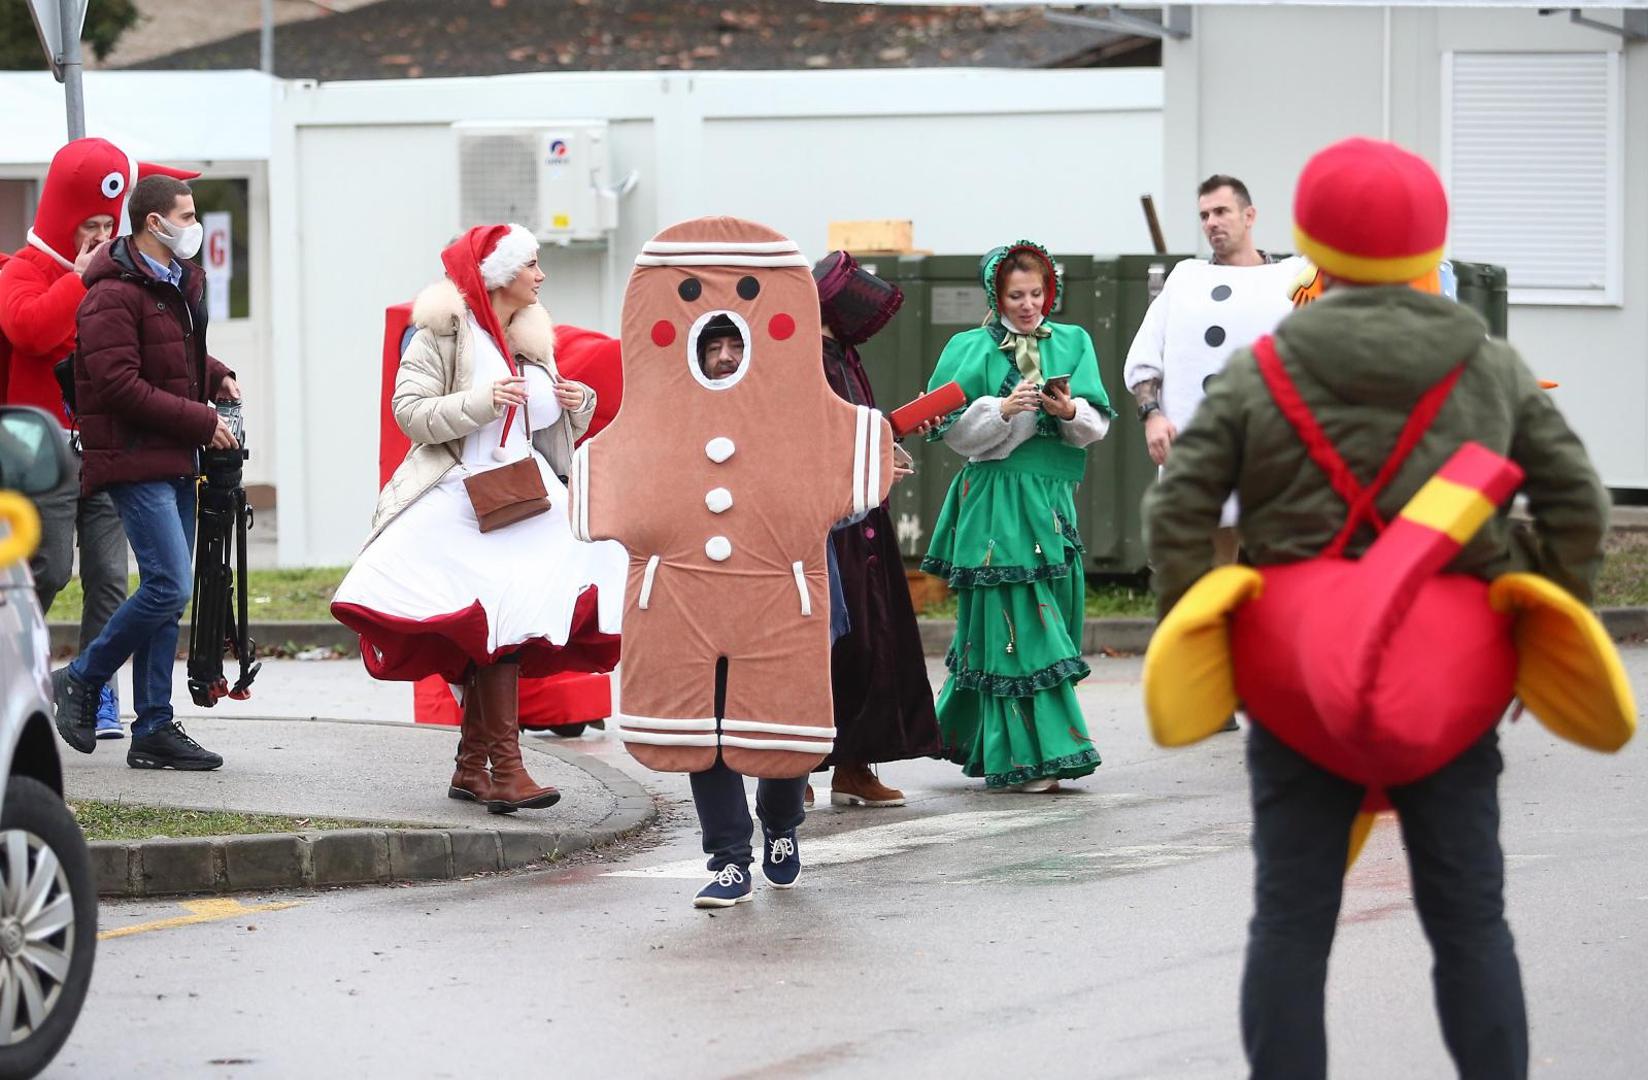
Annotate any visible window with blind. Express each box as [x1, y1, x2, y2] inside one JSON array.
[[1443, 51, 1622, 306]]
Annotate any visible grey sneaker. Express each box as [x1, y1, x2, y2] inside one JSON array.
[[51, 668, 98, 754]]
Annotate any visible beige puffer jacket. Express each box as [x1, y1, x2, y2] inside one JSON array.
[[365, 279, 596, 547]]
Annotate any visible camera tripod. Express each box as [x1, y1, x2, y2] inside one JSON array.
[[187, 401, 261, 707]]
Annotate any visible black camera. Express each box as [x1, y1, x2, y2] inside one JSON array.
[[201, 398, 249, 482]]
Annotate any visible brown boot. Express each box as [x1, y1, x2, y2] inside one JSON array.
[[448, 670, 491, 802], [829, 763, 906, 807], [475, 662, 561, 814]]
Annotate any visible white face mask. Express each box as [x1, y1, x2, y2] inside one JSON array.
[[150, 215, 204, 260]]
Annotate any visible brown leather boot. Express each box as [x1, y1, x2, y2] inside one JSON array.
[[475, 662, 561, 814], [829, 762, 906, 807], [447, 670, 490, 803]]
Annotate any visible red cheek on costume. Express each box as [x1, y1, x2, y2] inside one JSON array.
[[768, 313, 795, 341], [651, 320, 676, 348]]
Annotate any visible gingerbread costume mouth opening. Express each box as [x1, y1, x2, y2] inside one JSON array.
[[688, 309, 753, 391]]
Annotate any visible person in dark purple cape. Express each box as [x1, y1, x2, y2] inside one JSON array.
[[811, 251, 942, 807]]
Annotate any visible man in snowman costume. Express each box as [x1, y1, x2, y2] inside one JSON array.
[[1126, 175, 1304, 732], [1126, 175, 1307, 555]]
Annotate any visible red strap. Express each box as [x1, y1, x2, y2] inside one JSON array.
[[1252, 335, 1463, 557]]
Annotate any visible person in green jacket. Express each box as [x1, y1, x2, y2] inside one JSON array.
[[1145, 137, 1608, 1080], [923, 241, 1114, 792]]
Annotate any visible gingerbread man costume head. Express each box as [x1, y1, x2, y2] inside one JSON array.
[[569, 217, 894, 778]]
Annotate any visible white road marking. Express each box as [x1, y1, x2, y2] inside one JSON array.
[[604, 795, 1147, 880]]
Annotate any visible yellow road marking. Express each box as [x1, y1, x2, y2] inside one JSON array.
[[98, 898, 302, 941]]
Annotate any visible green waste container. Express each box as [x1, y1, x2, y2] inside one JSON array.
[[1449, 261, 1508, 338], [849, 252, 1507, 577]]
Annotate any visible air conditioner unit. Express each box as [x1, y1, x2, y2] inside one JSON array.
[[454, 120, 619, 244]]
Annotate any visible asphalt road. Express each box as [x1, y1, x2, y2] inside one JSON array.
[[56, 650, 1648, 1079]]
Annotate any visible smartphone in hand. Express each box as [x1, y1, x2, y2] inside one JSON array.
[[1040, 375, 1071, 398]]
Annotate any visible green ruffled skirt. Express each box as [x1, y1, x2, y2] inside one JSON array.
[[921, 461, 1099, 788]]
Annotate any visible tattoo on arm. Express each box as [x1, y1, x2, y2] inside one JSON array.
[[1133, 378, 1161, 409]]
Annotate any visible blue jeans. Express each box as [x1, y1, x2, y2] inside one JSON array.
[[70, 478, 196, 737], [690, 757, 807, 872]]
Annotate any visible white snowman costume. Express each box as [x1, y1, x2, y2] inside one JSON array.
[[1123, 256, 1306, 526]]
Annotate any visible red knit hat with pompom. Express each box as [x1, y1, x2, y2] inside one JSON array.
[[1293, 137, 1448, 286]]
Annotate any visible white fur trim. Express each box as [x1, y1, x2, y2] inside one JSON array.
[[479, 224, 539, 290]]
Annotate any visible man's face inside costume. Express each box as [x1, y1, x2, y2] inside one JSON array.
[[697, 318, 746, 380], [74, 214, 115, 255], [1199, 186, 1255, 261]]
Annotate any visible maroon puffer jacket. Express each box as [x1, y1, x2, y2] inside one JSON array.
[[73, 238, 233, 493]]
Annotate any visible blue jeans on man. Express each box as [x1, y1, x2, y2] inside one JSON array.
[[56, 477, 222, 769], [70, 478, 193, 735]]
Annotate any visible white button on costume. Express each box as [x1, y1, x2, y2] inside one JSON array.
[[705, 488, 733, 514], [705, 536, 733, 561], [705, 437, 736, 463], [1123, 256, 1306, 526]]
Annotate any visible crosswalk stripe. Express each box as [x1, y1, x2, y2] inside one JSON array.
[[604, 795, 1147, 880]]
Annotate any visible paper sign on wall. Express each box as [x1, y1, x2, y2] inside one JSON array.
[[203, 212, 232, 322]]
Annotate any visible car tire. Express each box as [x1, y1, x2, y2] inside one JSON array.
[[548, 724, 587, 738], [0, 776, 98, 1080]]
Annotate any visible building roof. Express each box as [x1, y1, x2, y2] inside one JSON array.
[[0, 71, 278, 166], [129, 0, 1156, 80]]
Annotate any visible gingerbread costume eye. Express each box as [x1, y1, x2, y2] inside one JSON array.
[[678, 277, 702, 302], [100, 171, 125, 199], [736, 276, 761, 301]]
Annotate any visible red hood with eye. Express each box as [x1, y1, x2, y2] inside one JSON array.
[[27, 138, 199, 268]]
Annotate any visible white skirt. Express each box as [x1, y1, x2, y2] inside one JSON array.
[[332, 454, 627, 682]]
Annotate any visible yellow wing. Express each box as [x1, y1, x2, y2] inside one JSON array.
[[1487, 573, 1636, 753], [1143, 566, 1265, 747]]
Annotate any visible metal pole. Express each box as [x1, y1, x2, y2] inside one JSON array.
[[261, 0, 274, 73], [59, 0, 86, 139]]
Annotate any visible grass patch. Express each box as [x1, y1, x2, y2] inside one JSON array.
[[41, 534, 1648, 631], [916, 533, 1648, 618], [1597, 531, 1648, 607], [70, 799, 384, 843], [51, 567, 350, 624]]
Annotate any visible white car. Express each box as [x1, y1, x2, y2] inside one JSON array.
[[0, 405, 95, 1078]]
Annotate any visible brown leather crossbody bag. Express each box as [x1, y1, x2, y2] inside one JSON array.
[[460, 370, 550, 533]]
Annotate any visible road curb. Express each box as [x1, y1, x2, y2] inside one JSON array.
[[50, 605, 1648, 661], [87, 742, 657, 898]]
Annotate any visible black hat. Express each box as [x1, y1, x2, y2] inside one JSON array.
[[696, 314, 742, 361]]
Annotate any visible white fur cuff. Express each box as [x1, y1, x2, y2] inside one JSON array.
[[479, 224, 539, 289]]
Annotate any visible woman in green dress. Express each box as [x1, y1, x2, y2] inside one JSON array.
[[922, 241, 1113, 792]]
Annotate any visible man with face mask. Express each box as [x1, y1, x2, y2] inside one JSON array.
[[0, 139, 199, 742], [53, 174, 241, 769]]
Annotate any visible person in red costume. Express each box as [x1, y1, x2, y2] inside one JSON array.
[[1144, 138, 1611, 1080], [0, 138, 198, 740]]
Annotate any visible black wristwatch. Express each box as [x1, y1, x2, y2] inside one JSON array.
[[1137, 400, 1163, 422]]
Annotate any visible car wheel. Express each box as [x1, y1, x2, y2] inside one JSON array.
[[0, 776, 97, 1080], [548, 724, 587, 738]]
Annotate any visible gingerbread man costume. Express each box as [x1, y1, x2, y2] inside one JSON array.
[[570, 217, 894, 779]]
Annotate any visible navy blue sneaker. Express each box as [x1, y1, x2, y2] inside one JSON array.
[[693, 865, 753, 909], [761, 828, 801, 889], [95, 684, 123, 740]]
